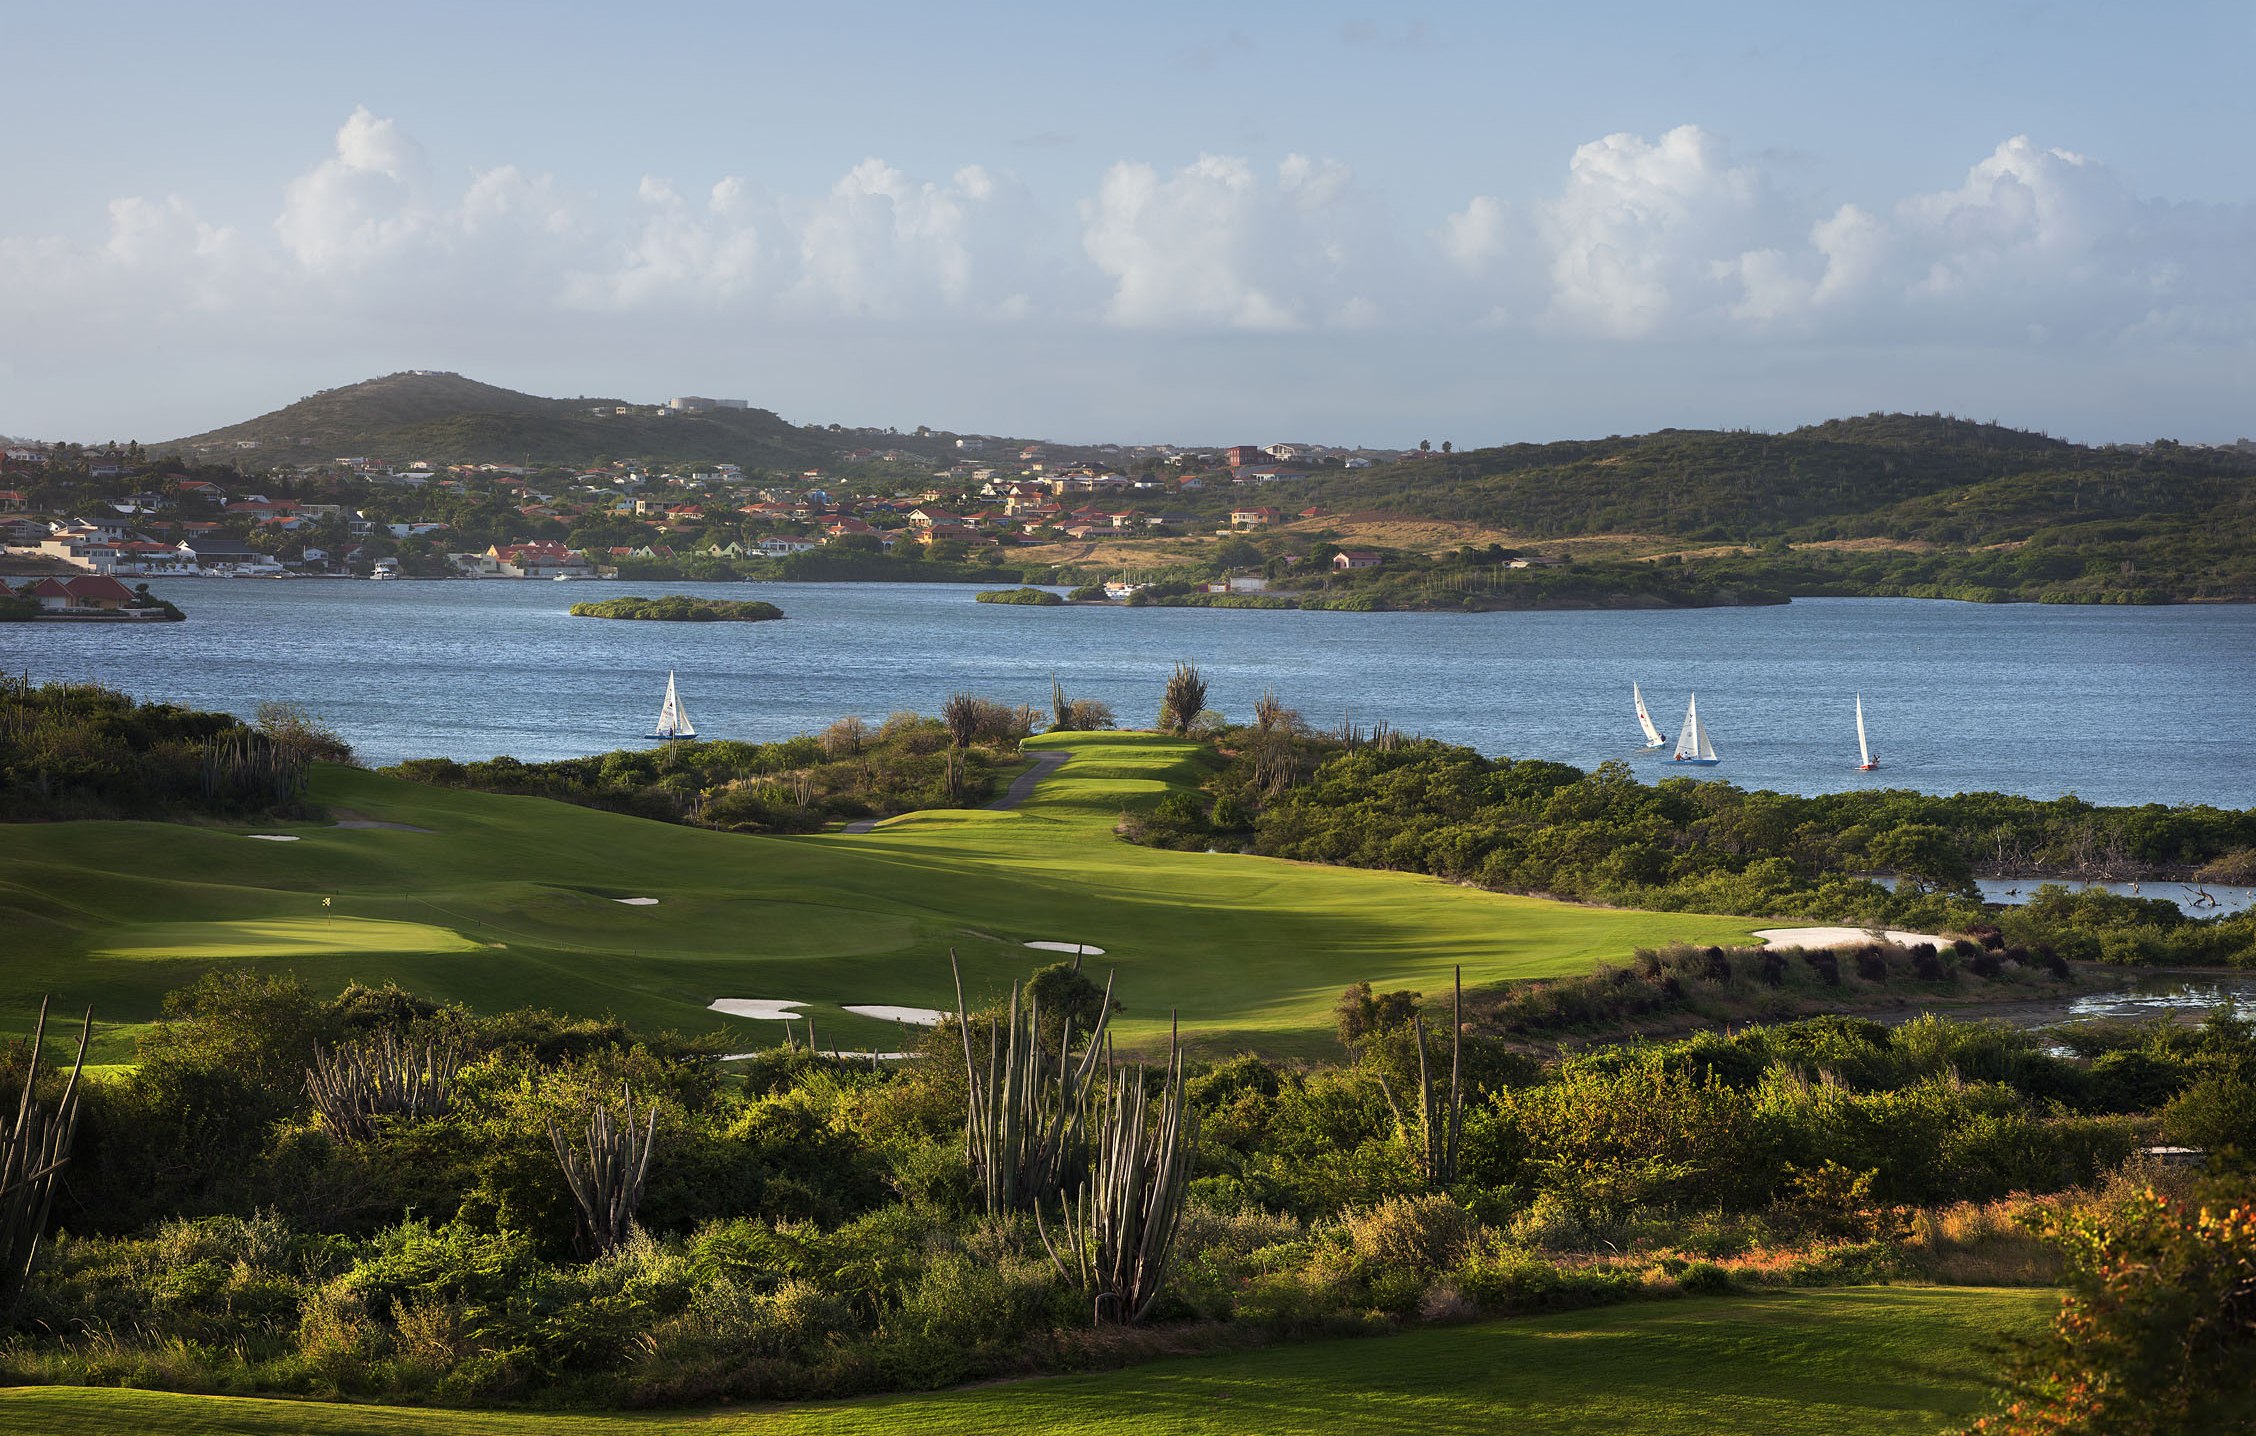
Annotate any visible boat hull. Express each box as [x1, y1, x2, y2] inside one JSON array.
[[1669, 757, 1722, 767]]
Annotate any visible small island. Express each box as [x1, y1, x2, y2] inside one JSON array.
[[569, 595, 785, 623], [974, 586, 1065, 606]]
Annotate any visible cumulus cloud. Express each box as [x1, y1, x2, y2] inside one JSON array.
[[2, 108, 2252, 389], [1081, 152, 1384, 331]]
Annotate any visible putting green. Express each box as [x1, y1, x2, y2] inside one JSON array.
[[98, 918, 486, 960], [0, 731, 1760, 1061], [0, 1286, 2046, 1434]]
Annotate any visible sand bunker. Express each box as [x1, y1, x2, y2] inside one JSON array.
[[1024, 941, 1106, 956], [246, 834, 301, 842], [843, 1004, 948, 1025], [1754, 926, 1956, 950], [613, 897, 660, 906], [708, 999, 805, 1020]]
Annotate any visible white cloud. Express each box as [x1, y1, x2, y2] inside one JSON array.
[[275, 106, 434, 271], [1081, 153, 1383, 331]]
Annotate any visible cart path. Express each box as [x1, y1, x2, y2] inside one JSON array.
[[841, 749, 1069, 834]]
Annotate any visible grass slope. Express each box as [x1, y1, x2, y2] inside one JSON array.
[[0, 732, 1756, 1061], [0, 1287, 2045, 1435]]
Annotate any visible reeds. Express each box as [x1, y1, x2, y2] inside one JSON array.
[[2, 999, 91, 1312]]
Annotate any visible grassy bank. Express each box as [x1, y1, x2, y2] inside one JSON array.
[[0, 732, 1759, 1062], [0, 1286, 2048, 1435]]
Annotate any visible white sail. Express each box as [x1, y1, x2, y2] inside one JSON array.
[[1673, 693, 1718, 763], [1855, 693, 1872, 768], [1634, 683, 1667, 747], [652, 670, 695, 739]]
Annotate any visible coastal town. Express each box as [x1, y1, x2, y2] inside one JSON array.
[[0, 424, 1409, 590]]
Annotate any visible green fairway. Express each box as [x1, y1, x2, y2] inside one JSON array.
[[0, 732, 1758, 1060], [98, 917, 490, 960], [0, 1286, 2042, 1435]]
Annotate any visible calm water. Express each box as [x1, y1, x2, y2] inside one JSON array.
[[5, 581, 2253, 807]]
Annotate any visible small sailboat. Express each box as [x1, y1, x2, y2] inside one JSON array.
[[1670, 693, 1720, 766], [1633, 682, 1668, 749], [648, 670, 697, 742], [1854, 693, 1880, 771]]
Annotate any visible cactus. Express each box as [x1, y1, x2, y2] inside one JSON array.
[[1038, 1018, 1199, 1325], [952, 951, 1112, 1214], [2, 1000, 91, 1313], [548, 1085, 656, 1256], [306, 1031, 460, 1141], [1376, 966, 1463, 1186]]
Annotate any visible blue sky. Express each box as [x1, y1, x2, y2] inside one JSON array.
[[4, 0, 2252, 446]]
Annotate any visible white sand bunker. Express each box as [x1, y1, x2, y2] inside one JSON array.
[[843, 1004, 948, 1025], [708, 999, 806, 1020], [1754, 926, 1957, 950], [613, 897, 660, 906], [247, 834, 300, 842], [1025, 941, 1105, 956]]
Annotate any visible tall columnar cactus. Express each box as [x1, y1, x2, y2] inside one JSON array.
[[549, 1086, 657, 1256], [306, 1032, 462, 1141], [1039, 1019, 1200, 1325], [1377, 966, 1463, 1186], [952, 952, 1112, 1214], [2, 1000, 91, 1312]]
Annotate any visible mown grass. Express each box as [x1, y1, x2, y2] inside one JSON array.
[[0, 1286, 2043, 1435], [0, 732, 1757, 1061]]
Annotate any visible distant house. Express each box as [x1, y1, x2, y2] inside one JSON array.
[[1229, 507, 1280, 529], [757, 536, 819, 557], [0, 490, 27, 512], [1333, 550, 1384, 571], [19, 574, 140, 612], [1225, 445, 1269, 468]]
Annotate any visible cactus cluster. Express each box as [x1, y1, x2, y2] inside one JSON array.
[[305, 1032, 461, 1141], [1039, 1020, 1199, 1325], [1377, 967, 1464, 1186], [549, 1086, 656, 1256], [2, 1000, 90, 1313], [952, 952, 1112, 1214]]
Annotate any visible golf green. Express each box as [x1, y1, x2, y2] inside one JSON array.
[[0, 732, 1759, 1060]]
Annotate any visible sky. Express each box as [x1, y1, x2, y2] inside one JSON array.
[[3, 0, 2253, 448]]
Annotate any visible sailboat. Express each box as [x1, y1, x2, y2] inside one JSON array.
[[648, 670, 697, 742], [1633, 682, 1668, 749], [1670, 693, 1720, 766], [1854, 693, 1880, 772]]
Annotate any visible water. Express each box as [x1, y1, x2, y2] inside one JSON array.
[[5, 581, 2254, 806], [1977, 878, 2256, 918]]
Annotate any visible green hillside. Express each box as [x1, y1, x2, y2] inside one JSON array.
[[1312, 415, 2256, 601], [0, 732, 1758, 1063], [0, 1287, 2047, 1436], [157, 371, 835, 471]]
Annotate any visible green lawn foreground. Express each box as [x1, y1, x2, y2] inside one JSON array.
[[0, 1287, 2045, 1435], [0, 731, 1759, 1060]]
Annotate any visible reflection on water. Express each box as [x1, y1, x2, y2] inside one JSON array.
[[2057, 974, 2256, 1025], [1978, 877, 2256, 918]]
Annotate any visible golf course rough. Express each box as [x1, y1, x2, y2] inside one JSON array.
[[0, 731, 1759, 1062], [0, 1287, 2049, 1435]]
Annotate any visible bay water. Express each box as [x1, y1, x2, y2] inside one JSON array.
[[6, 581, 2253, 809]]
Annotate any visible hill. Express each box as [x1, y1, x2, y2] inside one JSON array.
[[1305, 414, 2256, 602], [159, 371, 837, 471]]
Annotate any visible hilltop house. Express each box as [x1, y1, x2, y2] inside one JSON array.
[[1333, 550, 1384, 570]]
